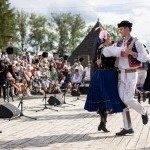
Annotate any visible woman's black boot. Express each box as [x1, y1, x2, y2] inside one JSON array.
[[98, 122, 109, 132], [97, 110, 110, 132]]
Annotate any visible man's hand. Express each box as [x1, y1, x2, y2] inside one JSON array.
[[125, 37, 138, 56], [125, 48, 138, 58], [125, 48, 134, 56]]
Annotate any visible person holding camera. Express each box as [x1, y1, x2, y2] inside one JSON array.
[[0, 60, 8, 101]]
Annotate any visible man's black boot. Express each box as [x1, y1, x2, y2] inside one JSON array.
[[116, 128, 134, 136], [142, 111, 148, 125]]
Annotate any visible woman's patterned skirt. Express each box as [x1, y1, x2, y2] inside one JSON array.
[[84, 69, 125, 113]]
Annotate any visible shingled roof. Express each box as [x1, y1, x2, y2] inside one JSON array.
[[68, 19, 102, 66]]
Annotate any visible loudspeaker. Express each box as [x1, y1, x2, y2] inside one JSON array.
[[63, 55, 68, 60], [6, 47, 14, 54], [0, 103, 20, 118], [79, 86, 89, 94], [48, 95, 64, 106], [79, 84, 89, 94], [71, 90, 81, 96]]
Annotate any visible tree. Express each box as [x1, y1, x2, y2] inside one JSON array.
[[51, 13, 70, 56], [0, 0, 16, 49], [28, 13, 47, 52], [69, 14, 85, 50], [51, 13, 85, 56], [86, 25, 93, 35], [104, 24, 121, 42], [40, 30, 58, 52], [16, 10, 28, 51]]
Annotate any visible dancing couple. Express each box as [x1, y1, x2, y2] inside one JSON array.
[[84, 20, 149, 136]]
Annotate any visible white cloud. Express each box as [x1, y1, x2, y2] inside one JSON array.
[[10, 0, 150, 47]]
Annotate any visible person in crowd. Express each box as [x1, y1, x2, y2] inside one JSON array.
[[0, 60, 9, 101], [71, 69, 82, 91], [7, 65, 21, 96], [136, 61, 149, 102], [60, 75, 72, 93], [35, 67, 41, 77], [49, 66, 57, 81], [27, 52, 33, 64], [70, 62, 78, 76], [136, 45, 150, 101], [75, 61, 84, 75], [18, 66, 25, 78], [32, 76, 42, 95], [83, 63, 91, 82], [41, 75, 52, 93], [51, 80, 61, 94], [15, 77, 28, 96]]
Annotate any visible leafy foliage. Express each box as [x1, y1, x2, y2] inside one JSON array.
[[0, 0, 16, 49], [15, 10, 28, 51], [28, 13, 47, 52], [104, 24, 121, 42], [51, 13, 85, 56]]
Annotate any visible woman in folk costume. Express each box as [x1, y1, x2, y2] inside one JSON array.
[[84, 30, 126, 132]]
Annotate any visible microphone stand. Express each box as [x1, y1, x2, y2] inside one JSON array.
[[62, 89, 76, 106], [36, 81, 58, 112], [10, 94, 37, 120]]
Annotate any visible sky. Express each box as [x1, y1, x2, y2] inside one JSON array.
[[10, 0, 150, 48]]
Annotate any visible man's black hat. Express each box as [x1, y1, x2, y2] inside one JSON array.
[[118, 20, 132, 28]]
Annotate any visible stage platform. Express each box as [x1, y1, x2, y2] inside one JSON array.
[[0, 94, 150, 150]]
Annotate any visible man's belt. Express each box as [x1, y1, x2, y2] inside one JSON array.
[[138, 67, 148, 70], [118, 69, 137, 73], [125, 69, 137, 73]]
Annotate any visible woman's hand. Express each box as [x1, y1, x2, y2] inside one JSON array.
[[96, 59, 101, 66]]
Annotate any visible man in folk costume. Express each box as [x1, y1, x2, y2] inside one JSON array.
[[103, 20, 149, 135]]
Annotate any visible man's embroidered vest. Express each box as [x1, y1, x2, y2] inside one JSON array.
[[117, 37, 141, 67]]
